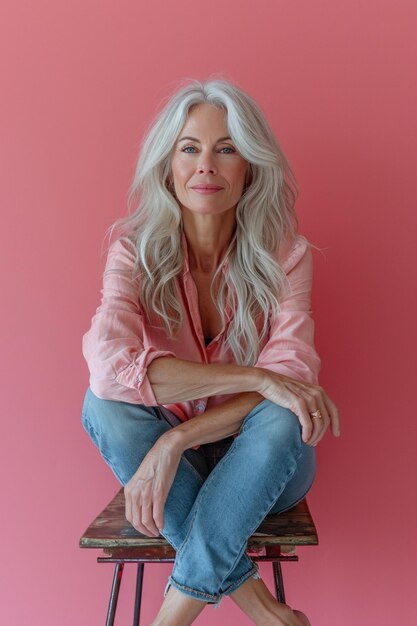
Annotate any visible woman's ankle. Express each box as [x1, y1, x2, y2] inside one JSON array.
[[150, 585, 207, 626], [229, 576, 283, 624]]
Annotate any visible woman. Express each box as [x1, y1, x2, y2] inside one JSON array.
[[81, 78, 340, 626]]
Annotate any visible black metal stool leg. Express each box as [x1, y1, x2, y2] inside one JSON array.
[[272, 561, 286, 604], [133, 563, 145, 626], [105, 562, 125, 626]]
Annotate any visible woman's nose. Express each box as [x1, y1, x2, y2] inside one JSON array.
[[196, 153, 217, 174]]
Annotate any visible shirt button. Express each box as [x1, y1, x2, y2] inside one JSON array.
[[137, 374, 143, 383], [195, 402, 205, 413]]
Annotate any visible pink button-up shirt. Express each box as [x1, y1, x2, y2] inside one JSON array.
[[82, 232, 321, 425]]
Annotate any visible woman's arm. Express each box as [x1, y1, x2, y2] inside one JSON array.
[[157, 366, 339, 452], [163, 390, 264, 448], [148, 355, 338, 446], [147, 356, 260, 403]]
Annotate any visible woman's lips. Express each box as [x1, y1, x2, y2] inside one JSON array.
[[191, 186, 223, 194]]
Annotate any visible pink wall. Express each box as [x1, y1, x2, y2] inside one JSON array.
[[1, 1, 416, 624]]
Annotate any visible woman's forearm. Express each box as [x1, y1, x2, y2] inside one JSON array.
[[161, 391, 265, 451], [147, 356, 262, 404]]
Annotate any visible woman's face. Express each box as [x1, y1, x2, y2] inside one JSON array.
[[170, 103, 249, 218]]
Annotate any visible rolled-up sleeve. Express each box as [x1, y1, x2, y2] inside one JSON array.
[[82, 238, 175, 405], [254, 237, 321, 385]]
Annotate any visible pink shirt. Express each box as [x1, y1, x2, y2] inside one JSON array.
[[82, 232, 321, 425]]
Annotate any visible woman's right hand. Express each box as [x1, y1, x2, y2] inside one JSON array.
[[255, 368, 340, 446], [124, 433, 183, 537]]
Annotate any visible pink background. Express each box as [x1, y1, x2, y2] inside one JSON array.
[[1, 1, 416, 624]]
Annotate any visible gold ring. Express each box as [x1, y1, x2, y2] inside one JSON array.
[[310, 409, 323, 420]]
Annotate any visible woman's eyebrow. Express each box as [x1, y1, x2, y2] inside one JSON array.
[[177, 135, 232, 143]]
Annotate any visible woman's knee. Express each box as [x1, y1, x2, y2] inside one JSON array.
[[82, 387, 122, 443], [267, 444, 316, 515], [81, 387, 168, 451], [241, 400, 303, 452], [81, 387, 171, 484]]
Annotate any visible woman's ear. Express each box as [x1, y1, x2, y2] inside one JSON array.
[[166, 177, 177, 197]]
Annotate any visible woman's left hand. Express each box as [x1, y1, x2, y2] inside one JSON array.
[[124, 434, 182, 537], [256, 368, 340, 446]]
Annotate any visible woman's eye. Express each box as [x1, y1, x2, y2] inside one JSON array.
[[180, 145, 236, 154]]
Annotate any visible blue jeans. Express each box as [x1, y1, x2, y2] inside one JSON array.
[[81, 387, 316, 608]]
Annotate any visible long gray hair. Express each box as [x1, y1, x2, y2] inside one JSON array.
[[108, 77, 299, 366]]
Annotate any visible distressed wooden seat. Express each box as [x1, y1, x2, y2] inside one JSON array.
[[79, 488, 318, 626]]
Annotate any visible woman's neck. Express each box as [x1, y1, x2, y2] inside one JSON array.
[[182, 207, 236, 274]]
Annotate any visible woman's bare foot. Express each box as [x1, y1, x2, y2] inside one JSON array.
[[229, 575, 311, 625]]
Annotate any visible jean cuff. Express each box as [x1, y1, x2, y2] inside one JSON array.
[[164, 576, 223, 608], [163, 562, 262, 609], [220, 561, 262, 597]]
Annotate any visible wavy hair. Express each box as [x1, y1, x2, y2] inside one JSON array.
[[108, 76, 299, 366]]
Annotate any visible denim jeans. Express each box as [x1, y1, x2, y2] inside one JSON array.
[[81, 387, 316, 608]]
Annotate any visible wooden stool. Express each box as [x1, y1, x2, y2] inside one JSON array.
[[79, 488, 318, 626]]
